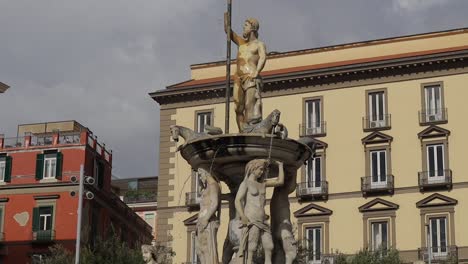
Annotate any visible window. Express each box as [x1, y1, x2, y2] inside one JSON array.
[[35, 152, 62, 180], [305, 98, 324, 135], [424, 85, 442, 121], [44, 155, 57, 179], [370, 150, 387, 188], [195, 111, 212, 133], [365, 89, 389, 130], [144, 213, 155, 229], [305, 226, 322, 263], [371, 221, 388, 251], [429, 217, 448, 257], [0, 155, 12, 183], [32, 206, 54, 241], [306, 156, 322, 192], [426, 144, 445, 181]]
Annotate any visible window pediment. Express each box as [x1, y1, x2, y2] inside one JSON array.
[[359, 198, 399, 212], [183, 214, 198, 226], [418, 125, 450, 139], [416, 193, 457, 208], [362, 131, 393, 145], [294, 203, 332, 218]]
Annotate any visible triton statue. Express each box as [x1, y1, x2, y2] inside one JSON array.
[[225, 13, 267, 132]]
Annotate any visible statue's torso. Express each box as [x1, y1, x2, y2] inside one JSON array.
[[244, 179, 266, 221], [236, 40, 262, 77]]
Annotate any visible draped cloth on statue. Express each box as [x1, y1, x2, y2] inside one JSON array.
[[198, 220, 220, 264], [238, 220, 271, 257]]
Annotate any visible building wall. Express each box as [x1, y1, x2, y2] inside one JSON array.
[[156, 61, 468, 262]]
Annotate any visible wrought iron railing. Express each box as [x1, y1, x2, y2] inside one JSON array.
[[418, 170, 452, 189], [185, 192, 201, 207], [363, 114, 391, 130], [2, 137, 25, 148], [296, 181, 328, 199], [361, 175, 394, 194], [299, 122, 327, 137], [30, 135, 54, 146], [419, 108, 448, 124], [32, 230, 55, 242], [58, 132, 81, 144], [418, 246, 458, 262]]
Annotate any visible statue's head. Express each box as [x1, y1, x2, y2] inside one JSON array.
[[170, 125, 179, 142], [243, 18, 259, 38], [245, 159, 268, 180], [141, 245, 156, 263], [271, 109, 281, 125]]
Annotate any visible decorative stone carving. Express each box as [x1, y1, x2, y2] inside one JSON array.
[[235, 159, 285, 264], [225, 14, 267, 132], [221, 190, 243, 264], [170, 125, 223, 145], [141, 245, 157, 264], [196, 168, 221, 264], [242, 109, 286, 138]]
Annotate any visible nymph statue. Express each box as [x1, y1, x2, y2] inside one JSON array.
[[235, 159, 285, 264], [196, 168, 222, 264], [141, 245, 157, 264]]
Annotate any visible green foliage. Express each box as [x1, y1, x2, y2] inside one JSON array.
[[80, 233, 144, 264], [349, 248, 402, 264], [42, 244, 74, 264]]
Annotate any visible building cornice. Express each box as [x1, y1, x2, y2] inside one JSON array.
[[150, 49, 468, 106]]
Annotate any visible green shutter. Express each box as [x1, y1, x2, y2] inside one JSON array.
[[56, 152, 63, 180], [4, 156, 12, 182], [35, 154, 44, 180], [32, 207, 40, 231]]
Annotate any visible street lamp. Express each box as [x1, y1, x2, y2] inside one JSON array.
[[71, 165, 95, 264]]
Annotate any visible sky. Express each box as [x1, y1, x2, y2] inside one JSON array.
[[1, 0, 468, 178]]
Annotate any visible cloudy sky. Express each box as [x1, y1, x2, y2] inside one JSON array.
[[1, 0, 468, 178]]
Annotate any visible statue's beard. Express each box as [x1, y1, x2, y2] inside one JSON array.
[[243, 31, 249, 38]]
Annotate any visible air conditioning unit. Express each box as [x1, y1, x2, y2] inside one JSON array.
[[307, 127, 322, 135], [370, 121, 379, 128], [322, 256, 335, 264], [428, 115, 438, 121]]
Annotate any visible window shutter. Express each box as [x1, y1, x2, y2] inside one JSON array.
[[35, 154, 44, 180], [4, 156, 12, 182], [32, 207, 40, 231], [56, 152, 63, 180]]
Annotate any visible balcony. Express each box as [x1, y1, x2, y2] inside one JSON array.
[[362, 114, 391, 131], [123, 191, 157, 204], [418, 246, 458, 263], [299, 122, 327, 137], [418, 170, 452, 192], [419, 108, 448, 125], [32, 230, 55, 243], [185, 192, 201, 208], [296, 181, 328, 200], [1, 137, 25, 149], [361, 175, 394, 196]]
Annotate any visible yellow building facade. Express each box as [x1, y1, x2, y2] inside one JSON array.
[[151, 28, 468, 263]]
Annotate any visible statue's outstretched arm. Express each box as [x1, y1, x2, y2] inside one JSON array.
[[265, 161, 284, 187], [224, 12, 243, 45]]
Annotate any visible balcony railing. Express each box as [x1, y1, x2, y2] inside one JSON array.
[[296, 181, 328, 200], [361, 175, 394, 196], [2, 137, 25, 149], [418, 246, 458, 263], [123, 192, 157, 203], [185, 192, 201, 208], [418, 170, 452, 191], [58, 132, 81, 144], [32, 230, 55, 243], [363, 114, 391, 131], [299, 122, 327, 137], [30, 135, 54, 146], [419, 108, 448, 125]]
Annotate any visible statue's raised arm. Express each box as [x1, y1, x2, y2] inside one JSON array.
[[265, 160, 285, 187]]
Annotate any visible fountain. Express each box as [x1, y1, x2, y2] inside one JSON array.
[[169, 5, 315, 264]]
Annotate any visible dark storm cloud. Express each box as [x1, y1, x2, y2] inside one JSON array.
[[1, 0, 467, 178]]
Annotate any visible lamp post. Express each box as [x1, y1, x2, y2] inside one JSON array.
[[74, 165, 95, 264]]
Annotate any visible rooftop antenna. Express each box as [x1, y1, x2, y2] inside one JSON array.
[[224, 0, 232, 134]]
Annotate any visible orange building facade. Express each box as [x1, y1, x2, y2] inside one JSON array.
[[0, 121, 152, 264]]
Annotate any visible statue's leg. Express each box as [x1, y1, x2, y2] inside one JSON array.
[[244, 87, 258, 124], [246, 226, 260, 264], [280, 223, 297, 264], [261, 231, 274, 264], [233, 77, 245, 132]]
